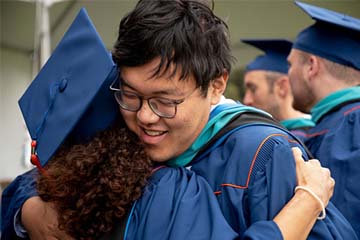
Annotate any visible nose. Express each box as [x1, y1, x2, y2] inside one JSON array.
[[243, 91, 253, 106], [136, 99, 160, 124]]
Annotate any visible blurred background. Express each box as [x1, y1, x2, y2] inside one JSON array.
[[1, 0, 360, 187]]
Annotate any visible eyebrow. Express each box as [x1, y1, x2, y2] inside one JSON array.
[[120, 78, 185, 96]]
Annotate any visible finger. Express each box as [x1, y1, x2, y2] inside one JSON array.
[[307, 159, 321, 166], [330, 178, 335, 197], [330, 177, 335, 187], [322, 167, 331, 177], [291, 147, 303, 162], [323, 168, 335, 188]]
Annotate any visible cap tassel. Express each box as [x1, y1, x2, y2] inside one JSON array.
[[30, 140, 46, 175]]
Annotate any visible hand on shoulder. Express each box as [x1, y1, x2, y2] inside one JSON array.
[[292, 147, 334, 208]]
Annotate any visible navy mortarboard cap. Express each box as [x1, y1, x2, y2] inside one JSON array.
[[19, 8, 119, 168], [293, 1, 360, 70], [242, 39, 293, 74]]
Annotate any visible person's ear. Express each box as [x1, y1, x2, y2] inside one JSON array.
[[209, 70, 228, 105], [307, 55, 320, 82], [275, 76, 290, 98]]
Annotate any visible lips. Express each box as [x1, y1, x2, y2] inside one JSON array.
[[144, 129, 165, 136], [140, 128, 168, 145]]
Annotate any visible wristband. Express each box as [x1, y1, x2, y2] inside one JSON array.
[[294, 186, 326, 220]]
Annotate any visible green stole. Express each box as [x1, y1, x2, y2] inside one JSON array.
[[311, 86, 360, 124], [280, 117, 315, 130]]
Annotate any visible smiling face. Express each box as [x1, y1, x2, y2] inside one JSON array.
[[119, 58, 224, 162]]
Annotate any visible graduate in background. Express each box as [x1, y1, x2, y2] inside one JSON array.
[[242, 39, 314, 141], [287, 1, 360, 237]]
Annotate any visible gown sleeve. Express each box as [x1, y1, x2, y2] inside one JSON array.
[[2, 167, 238, 240], [242, 135, 358, 239], [125, 166, 239, 240], [1, 168, 38, 239], [198, 125, 358, 239]]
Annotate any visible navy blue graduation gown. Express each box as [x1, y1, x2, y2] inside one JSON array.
[[125, 166, 238, 240], [191, 123, 358, 239], [305, 100, 360, 237], [1, 169, 38, 239], [1, 167, 238, 239], [280, 117, 315, 143], [1, 110, 358, 239]]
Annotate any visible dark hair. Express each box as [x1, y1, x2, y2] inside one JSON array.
[[112, 0, 234, 95], [37, 123, 153, 240]]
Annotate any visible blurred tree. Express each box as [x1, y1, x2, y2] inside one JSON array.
[[225, 66, 245, 102]]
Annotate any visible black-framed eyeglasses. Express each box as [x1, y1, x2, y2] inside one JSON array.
[[110, 79, 197, 119]]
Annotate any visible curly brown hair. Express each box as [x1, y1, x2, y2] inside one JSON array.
[[37, 124, 153, 239]]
